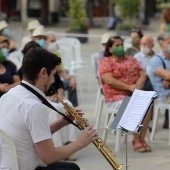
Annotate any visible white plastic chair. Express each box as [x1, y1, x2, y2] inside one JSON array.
[[57, 37, 91, 94], [58, 45, 71, 72], [0, 129, 19, 170], [102, 101, 122, 152], [57, 39, 75, 75], [59, 37, 83, 69], [146, 66, 170, 145], [91, 52, 105, 127]]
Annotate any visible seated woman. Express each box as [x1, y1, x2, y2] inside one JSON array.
[[0, 36, 20, 97], [98, 36, 151, 152]]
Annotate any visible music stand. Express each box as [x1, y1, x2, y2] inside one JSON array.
[[107, 91, 158, 170]]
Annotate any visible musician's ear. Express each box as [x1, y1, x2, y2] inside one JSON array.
[[39, 67, 47, 78]]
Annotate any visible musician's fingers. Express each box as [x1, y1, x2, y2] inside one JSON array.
[[86, 125, 93, 131], [75, 109, 82, 111], [93, 136, 99, 141], [91, 131, 98, 137], [90, 129, 97, 135]]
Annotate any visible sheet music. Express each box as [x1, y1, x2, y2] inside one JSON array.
[[117, 89, 157, 132]]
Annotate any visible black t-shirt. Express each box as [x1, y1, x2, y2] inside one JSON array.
[[0, 60, 18, 97]]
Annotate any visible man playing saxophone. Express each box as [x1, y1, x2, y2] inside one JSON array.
[[0, 47, 98, 170]]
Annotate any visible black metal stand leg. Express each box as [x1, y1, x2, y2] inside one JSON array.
[[125, 132, 130, 170]]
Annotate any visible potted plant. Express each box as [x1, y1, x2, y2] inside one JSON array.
[[115, 0, 140, 35], [67, 0, 88, 43]]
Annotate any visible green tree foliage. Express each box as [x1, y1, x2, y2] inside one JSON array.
[[116, 0, 140, 30], [67, 0, 87, 31]]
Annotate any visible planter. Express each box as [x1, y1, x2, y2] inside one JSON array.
[[66, 29, 88, 43]]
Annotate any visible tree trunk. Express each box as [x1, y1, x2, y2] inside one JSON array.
[[87, 0, 94, 27], [41, 0, 49, 25]]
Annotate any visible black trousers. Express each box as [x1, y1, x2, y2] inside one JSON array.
[[35, 162, 80, 170]]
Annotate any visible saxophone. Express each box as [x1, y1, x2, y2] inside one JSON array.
[[56, 94, 123, 170]]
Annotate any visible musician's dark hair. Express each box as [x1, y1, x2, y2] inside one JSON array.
[[104, 36, 123, 57], [22, 41, 40, 55], [22, 47, 61, 83]]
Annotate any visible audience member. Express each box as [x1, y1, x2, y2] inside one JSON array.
[[149, 33, 170, 129], [0, 20, 16, 53], [160, 8, 170, 32], [134, 35, 154, 91], [93, 33, 112, 77], [0, 36, 20, 97], [46, 32, 78, 107], [21, 19, 41, 46], [125, 28, 144, 56], [99, 36, 151, 152], [32, 25, 47, 49], [0, 47, 98, 169]]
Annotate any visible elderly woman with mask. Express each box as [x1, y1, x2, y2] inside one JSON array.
[[0, 36, 20, 97], [99, 36, 152, 152]]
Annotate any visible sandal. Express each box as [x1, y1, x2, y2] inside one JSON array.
[[132, 140, 146, 152], [140, 140, 152, 152]]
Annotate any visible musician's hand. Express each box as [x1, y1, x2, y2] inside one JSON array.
[[63, 109, 84, 126], [46, 95, 58, 103], [77, 125, 99, 147]]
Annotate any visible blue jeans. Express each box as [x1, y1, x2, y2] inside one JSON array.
[[63, 80, 78, 107]]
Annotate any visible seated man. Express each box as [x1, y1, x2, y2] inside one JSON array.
[[46, 32, 78, 107], [149, 32, 170, 129], [134, 35, 154, 91], [0, 47, 98, 170]]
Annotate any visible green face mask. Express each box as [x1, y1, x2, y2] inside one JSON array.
[[112, 46, 124, 57], [0, 50, 5, 63]]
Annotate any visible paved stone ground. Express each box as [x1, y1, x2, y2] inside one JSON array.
[[9, 17, 170, 170]]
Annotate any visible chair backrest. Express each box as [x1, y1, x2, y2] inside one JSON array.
[[60, 37, 82, 65], [91, 52, 100, 77], [0, 129, 19, 170]]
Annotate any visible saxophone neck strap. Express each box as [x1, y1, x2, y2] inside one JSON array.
[[20, 82, 80, 130]]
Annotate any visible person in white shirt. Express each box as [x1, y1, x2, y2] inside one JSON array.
[[21, 19, 42, 47], [134, 35, 154, 91], [0, 47, 98, 170], [8, 20, 42, 70]]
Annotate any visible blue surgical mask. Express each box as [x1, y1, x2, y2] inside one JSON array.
[[2, 28, 10, 36], [167, 45, 170, 54], [36, 39, 46, 48], [1, 48, 9, 57]]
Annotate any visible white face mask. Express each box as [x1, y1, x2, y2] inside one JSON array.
[[140, 46, 151, 55], [48, 42, 59, 52]]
